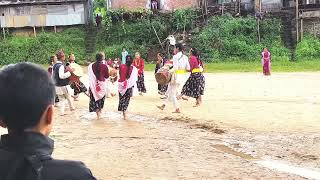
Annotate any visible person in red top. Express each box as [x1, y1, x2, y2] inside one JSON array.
[[181, 48, 205, 107], [133, 52, 147, 95], [88, 52, 109, 119], [118, 55, 138, 120]]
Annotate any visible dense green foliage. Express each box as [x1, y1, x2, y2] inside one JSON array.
[[96, 8, 198, 59], [1, 8, 320, 66], [296, 35, 320, 60], [0, 27, 85, 65], [192, 15, 290, 62]]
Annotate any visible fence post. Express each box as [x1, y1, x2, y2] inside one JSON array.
[[33, 26, 37, 37], [2, 28, 5, 39]]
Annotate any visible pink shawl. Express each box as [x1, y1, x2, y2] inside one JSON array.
[[118, 66, 138, 96], [88, 63, 107, 101]]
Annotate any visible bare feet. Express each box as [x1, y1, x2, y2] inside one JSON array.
[[123, 112, 127, 120], [157, 105, 165, 110], [172, 108, 181, 113], [182, 96, 189, 101]]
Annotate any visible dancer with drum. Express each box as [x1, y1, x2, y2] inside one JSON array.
[[118, 55, 138, 120], [68, 54, 89, 100], [52, 50, 75, 115], [155, 53, 168, 98], [180, 48, 205, 107], [157, 43, 190, 113], [88, 53, 110, 120], [134, 52, 147, 96]]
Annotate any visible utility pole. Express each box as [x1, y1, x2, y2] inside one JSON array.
[[257, 0, 262, 43], [296, 0, 299, 42]]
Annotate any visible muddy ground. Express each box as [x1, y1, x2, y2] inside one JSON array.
[[1, 72, 320, 179]]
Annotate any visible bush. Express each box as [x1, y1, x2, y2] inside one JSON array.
[[296, 35, 320, 60], [191, 15, 289, 62], [0, 27, 85, 65]]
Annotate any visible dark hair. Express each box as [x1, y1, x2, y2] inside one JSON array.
[[56, 50, 65, 60], [125, 55, 133, 79], [95, 53, 104, 79], [190, 48, 201, 65], [175, 43, 183, 52], [49, 55, 55, 64], [0, 63, 55, 132], [157, 53, 164, 58]]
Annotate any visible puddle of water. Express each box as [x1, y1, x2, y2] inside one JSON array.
[[212, 144, 256, 160], [213, 144, 320, 179], [256, 159, 320, 180], [78, 109, 155, 123]]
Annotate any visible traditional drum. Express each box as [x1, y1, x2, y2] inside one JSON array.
[[69, 63, 83, 83], [155, 64, 172, 85]]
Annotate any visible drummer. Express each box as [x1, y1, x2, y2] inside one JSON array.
[[68, 54, 89, 101], [155, 53, 168, 98], [157, 43, 190, 113]]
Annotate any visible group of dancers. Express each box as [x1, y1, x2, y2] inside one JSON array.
[[48, 43, 206, 120]]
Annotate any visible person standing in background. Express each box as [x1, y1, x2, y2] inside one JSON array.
[[121, 47, 129, 64], [48, 55, 59, 104], [134, 52, 147, 96], [262, 47, 271, 76]]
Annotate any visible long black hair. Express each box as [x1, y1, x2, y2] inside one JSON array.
[[125, 55, 133, 79], [95, 53, 104, 78], [190, 48, 201, 65]]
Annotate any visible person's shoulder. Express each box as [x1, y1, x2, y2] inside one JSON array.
[[43, 159, 96, 180]]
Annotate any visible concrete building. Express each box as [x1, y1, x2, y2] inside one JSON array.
[[0, 0, 92, 28], [108, 0, 199, 11]]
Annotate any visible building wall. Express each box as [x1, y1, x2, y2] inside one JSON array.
[[303, 18, 320, 36], [110, 0, 198, 10], [0, 3, 86, 28]]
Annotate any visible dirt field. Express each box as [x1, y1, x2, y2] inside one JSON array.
[[1, 72, 320, 179]]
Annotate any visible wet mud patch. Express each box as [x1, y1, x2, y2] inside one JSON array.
[[160, 116, 226, 134]]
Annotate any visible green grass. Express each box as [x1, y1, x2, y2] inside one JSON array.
[[1, 60, 319, 73], [145, 60, 320, 73]]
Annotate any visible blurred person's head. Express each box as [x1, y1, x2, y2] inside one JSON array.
[[69, 54, 75, 63], [56, 50, 65, 62], [174, 43, 183, 54], [0, 63, 55, 136], [135, 52, 141, 59], [49, 55, 57, 65]]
